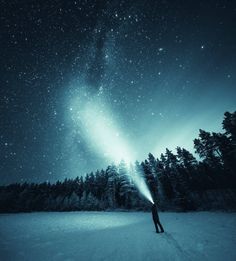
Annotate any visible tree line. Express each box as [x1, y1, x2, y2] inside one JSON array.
[[0, 111, 236, 213]]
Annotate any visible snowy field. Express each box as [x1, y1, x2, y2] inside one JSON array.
[[0, 212, 236, 261]]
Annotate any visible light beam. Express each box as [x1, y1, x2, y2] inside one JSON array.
[[129, 165, 154, 204], [70, 92, 154, 203]]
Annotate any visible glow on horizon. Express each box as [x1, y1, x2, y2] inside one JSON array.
[[152, 113, 224, 158]]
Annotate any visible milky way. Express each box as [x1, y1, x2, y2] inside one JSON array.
[[1, 1, 236, 184]]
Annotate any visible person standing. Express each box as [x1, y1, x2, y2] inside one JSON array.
[[151, 203, 164, 233]]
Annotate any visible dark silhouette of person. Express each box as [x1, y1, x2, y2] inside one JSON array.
[[151, 203, 164, 233]]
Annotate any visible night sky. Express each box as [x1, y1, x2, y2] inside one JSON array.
[[1, 0, 236, 185]]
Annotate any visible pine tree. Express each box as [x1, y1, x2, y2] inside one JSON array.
[[223, 111, 236, 148], [106, 164, 118, 208], [118, 160, 131, 208], [194, 130, 222, 167], [69, 191, 80, 209], [159, 153, 175, 202]]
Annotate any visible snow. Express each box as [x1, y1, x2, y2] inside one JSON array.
[[0, 211, 236, 261]]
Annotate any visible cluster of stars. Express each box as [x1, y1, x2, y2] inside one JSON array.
[[0, 0, 235, 184]]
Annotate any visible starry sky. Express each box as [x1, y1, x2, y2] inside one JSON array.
[[1, 0, 236, 185]]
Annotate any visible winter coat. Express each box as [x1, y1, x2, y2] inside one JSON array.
[[151, 204, 159, 222]]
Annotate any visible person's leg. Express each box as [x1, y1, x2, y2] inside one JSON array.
[[154, 221, 159, 233], [157, 219, 164, 232]]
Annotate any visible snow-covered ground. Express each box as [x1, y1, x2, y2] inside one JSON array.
[[0, 211, 236, 261]]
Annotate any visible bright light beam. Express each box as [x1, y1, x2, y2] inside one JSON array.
[[130, 165, 154, 204], [81, 102, 133, 164], [70, 95, 154, 203]]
